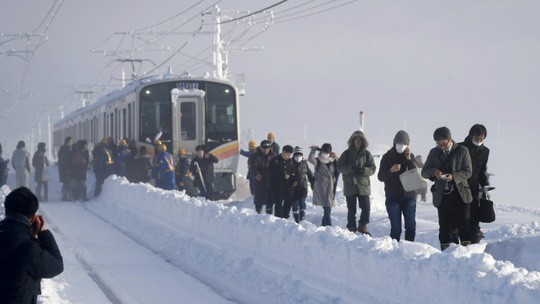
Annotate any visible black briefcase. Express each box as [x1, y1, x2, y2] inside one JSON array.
[[479, 198, 496, 223]]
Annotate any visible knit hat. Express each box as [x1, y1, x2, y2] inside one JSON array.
[[293, 146, 303, 156], [4, 187, 39, 218], [282, 145, 293, 153], [393, 130, 410, 146]]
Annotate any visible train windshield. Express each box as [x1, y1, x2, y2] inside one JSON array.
[[139, 83, 173, 143], [205, 82, 237, 143]]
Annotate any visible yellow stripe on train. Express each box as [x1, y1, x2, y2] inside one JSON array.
[[210, 141, 240, 160]]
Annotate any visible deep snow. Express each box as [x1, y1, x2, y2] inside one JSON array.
[[1, 165, 540, 304]]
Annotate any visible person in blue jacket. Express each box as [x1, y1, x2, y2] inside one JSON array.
[[155, 144, 175, 190]]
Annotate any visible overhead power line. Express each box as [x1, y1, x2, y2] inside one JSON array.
[[218, 0, 288, 24]]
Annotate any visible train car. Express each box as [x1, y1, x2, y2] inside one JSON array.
[[53, 73, 240, 199]]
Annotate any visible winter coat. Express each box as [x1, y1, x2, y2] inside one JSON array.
[[71, 150, 88, 181], [459, 136, 490, 198], [175, 156, 190, 185], [133, 155, 153, 183], [12, 148, 31, 174], [309, 148, 339, 207], [155, 151, 175, 190], [115, 146, 129, 177], [57, 144, 72, 183], [270, 142, 280, 155], [190, 154, 219, 191], [377, 148, 418, 200], [0, 213, 63, 304], [291, 159, 313, 199], [421, 141, 473, 207], [248, 148, 275, 205], [32, 151, 49, 183], [337, 145, 376, 197], [268, 154, 294, 194], [92, 143, 115, 180]]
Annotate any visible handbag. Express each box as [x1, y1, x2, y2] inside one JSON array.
[[399, 168, 428, 192], [478, 198, 496, 223], [42, 165, 51, 182]]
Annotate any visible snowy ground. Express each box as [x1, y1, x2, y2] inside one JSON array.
[[1, 166, 539, 304]]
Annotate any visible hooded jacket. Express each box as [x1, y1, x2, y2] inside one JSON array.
[[337, 131, 376, 196], [0, 213, 63, 304]]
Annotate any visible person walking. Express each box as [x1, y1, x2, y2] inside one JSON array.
[[58, 137, 73, 201], [290, 146, 313, 223], [267, 132, 280, 155], [12, 140, 31, 188], [240, 140, 257, 195], [92, 137, 115, 197], [269, 145, 294, 218], [308, 144, 339, 227], [248, 140, 275, 214], [422, 127, 473, 250], [0, 187, 64, 303], [70, 141, 89, 201], [190, 145, 219, 199], [337, 131, 376, 235], [459, 124, 490, 243], [133, 146, 152, 184], [32, 143, 50, 202], [0, 143, 10, 187], [377, 131, 418, 241]]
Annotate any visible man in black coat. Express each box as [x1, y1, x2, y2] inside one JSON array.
[[0, 187, 64, 304], [249, 140, 276, 214], [459, 124, 490, 243], [58, 136, 73, 201], [269, 145, 294, 218], [190, 145, 219, 200]]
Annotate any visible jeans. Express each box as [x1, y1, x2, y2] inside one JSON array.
[[292, 196, 307, 222], [321, 207, 332, 226], [346, 195, 370, 230], [385, 197, 416, 241]]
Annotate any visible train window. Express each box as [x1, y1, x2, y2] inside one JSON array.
[[180, 102, 196, 140]]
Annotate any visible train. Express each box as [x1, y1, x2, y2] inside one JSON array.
[[53, 73, 240, 199]]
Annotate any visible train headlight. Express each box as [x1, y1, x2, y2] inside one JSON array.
[[145, 90, 151, 95], [224, 89, 230, 94]]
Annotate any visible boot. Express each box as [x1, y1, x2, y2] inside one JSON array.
[[293, 213, 300, 223], [299, 209, 305, 222], [358, 224, 371, 236], [440, 243, 450, 251]]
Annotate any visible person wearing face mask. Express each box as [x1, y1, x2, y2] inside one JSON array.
[[421, 127, 473, 250], [309, 143, 340, 226], [459, 124, 490, 243], [290, 147, 314, 223], [337, 131, 377, 235], [378, 131, 419, 241], [269, 145, 295, 218]]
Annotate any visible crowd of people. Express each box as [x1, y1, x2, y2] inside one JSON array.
[[242, 125, 490, 250], [0, 123, 490, 251]]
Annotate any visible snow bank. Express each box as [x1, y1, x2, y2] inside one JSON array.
[[87, 176, 540, 304]]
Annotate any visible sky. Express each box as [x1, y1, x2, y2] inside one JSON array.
[[1, 167, 540, 303], [1, 0, 540, 206]]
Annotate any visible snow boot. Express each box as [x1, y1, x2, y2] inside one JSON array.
[[358, 224, 371, 236], [293, 213, 300, 223], [299, 209, 305, 222], [440, 243, 450, 251]]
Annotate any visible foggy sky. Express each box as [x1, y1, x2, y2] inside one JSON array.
[[1, 0, 539, 206]]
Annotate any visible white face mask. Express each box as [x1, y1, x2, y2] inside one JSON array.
[[294, 155, 303, 163], [472, 140, 483, 147], [320, 153, 330, 159], [395, 144, 407, 154]]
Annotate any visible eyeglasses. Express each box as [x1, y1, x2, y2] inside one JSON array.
[[436, 139, 450, 148]]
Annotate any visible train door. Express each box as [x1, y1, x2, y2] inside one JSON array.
[[171, 89, 206, 158]]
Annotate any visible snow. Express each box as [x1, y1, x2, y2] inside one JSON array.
[[1, 166, 540, 303]]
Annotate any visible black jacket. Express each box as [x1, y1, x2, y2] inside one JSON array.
[[268, 154, 294, 192], [291, 160, 313, 199], [377, 148, 418, 199], [459, 136, 490, 197], [190, 154, 219, 186], [0, 214, 63, 304]]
